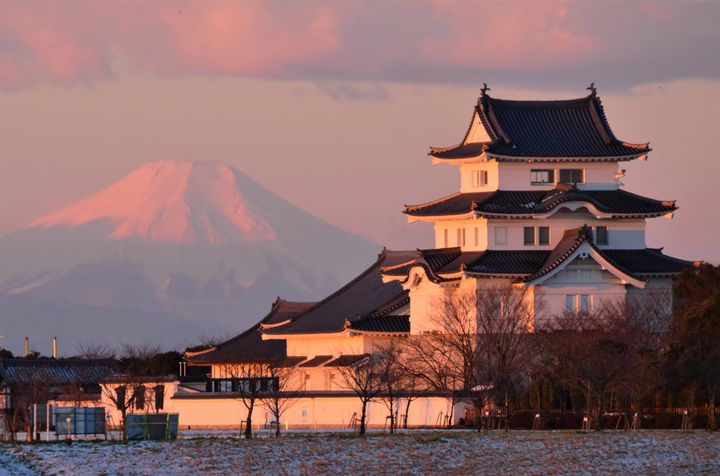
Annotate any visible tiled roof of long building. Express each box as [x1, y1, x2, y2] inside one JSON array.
[[262, 250, 416, 336], [405, 187, 676, 218], [348, 315, 410, 333], [0, 359, 117, 385], [184, 298, 317, 364], [431, 91, 649, 161]]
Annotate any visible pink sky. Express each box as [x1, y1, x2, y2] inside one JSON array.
[[0, 1, 718, 262]]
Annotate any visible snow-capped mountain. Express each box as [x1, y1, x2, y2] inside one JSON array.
[[0, 161, 379, 355]]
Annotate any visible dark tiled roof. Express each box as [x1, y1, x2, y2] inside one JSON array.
[[381, 248, 484, 282], [262, 250, 416, 335], [603, 249, 695, 276], [465, 251, 551, 275], [431, 92, 649, 160], [0, 359, 117, 386], [184, 298, 316, 364], [348, 315, 410, 333], [526, 227, 694, 281], [382, 237, 692, 283], [405, 188, 676, 218], [299, 355, 333, 367], [276, 356, 308, 368], [325, 355, 368, 367]]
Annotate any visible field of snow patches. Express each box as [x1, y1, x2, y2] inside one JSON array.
[[1, 430, 719, 475]]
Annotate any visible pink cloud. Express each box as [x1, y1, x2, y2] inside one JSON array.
[[0, 0, 340, 89], [0, 2, 111, 89], [111, 1, 340, 77], [420, 2, 601, 70], [0, 0, 716, 91]]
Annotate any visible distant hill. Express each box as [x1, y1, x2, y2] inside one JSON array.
[[0, 161, 378, 355]]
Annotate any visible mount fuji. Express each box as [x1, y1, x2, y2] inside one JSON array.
[[0, 161, 379, 355]]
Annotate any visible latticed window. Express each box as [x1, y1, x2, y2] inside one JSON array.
[[558, 169, 584, 184], [538, 226, 550, 245], [524, 227, 535, 246], [595, 226, 608, 245], [530, 169, 554, 185]]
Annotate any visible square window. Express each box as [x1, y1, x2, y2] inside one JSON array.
[[523, 227, 535, 246], [530, 169, 554, 185], [559, 169, 584, 184], [538, 227, 550, 245], [595, 226, 608, 245], [495, 227, 507, 245]]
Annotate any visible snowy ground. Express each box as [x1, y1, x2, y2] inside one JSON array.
[[1, 430, 718, 475]]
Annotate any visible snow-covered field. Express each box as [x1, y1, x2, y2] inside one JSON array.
[[1, 430, 718, 475]]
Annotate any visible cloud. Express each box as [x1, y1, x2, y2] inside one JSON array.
[[0, 0, 718, 92]]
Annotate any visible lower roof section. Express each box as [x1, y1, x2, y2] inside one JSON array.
[[184, 298, 316, 365], [262, 249, 415, 336], [382, 229, 695, 285]]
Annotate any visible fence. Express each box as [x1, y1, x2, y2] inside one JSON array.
[[54, 407, 106, 435], [126, 413, 179, 440], [464, 407, 720, 430]]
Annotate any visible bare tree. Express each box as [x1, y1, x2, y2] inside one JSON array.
[[375, 340, 407, 433], [219, 362, 269, 439], [541, 303, 637, 431], [401, 333, 461, 427], [475, 285, 538, 430], [337, 355, 382, 434], [75, 343, 116, 360], [100, 344, 164, 440], [609, 294, 671, 429], [259, 361, 301, 437]]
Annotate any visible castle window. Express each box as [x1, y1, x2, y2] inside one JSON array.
[[566, 294, 593, 313], [580, 294, 591, 313], [530, 169, 554, 185], [523, 227, 535, 246], [443, 229, 448, 247], [559, 169, 584, 184], [595, 226, 608, 245], [472, 170, 488, 188], [495, 227, 507, 245], [474, 227, 479, 246], [565, 295, 576, 312], [457, 228, 466, 246], [538, 226, 550, 245]]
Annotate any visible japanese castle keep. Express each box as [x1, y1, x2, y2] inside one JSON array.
[[172, 86, 694, 428]]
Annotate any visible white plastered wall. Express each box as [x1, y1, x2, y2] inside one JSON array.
[[487, 215, 646, 250], [171, 394, 469, 429], [434, 218, 488, 250], [495, 162, 621, 191], [532, 260, 629, 328], [459, 162, 500, 193]]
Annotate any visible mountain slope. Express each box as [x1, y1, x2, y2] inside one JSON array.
[[0, 161, 379, 355]]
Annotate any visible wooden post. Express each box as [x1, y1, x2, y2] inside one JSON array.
[[46, 404, 51, 442]]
